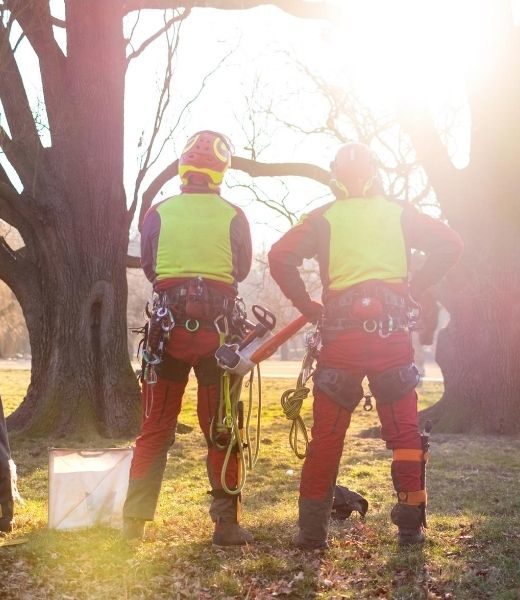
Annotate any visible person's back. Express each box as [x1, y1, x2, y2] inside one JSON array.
[[269, 142, 463, 549], [123, 131, 253, 546]]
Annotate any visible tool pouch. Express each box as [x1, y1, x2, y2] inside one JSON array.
[[185, 277, 211, 320]]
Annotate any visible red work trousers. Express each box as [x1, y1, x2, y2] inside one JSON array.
[[300, 329, 422, 502], [123, 327, 238, 521]]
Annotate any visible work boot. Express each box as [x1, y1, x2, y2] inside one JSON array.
[[212, 520, 254, 547], [0, 517, 12, 534], [390, 503, 425, 546], [293, 496, 332, 550], [122, 517, 146, 542], [0, 501, 13, 534], [292, 530, 328, 550], [209, 493, 253, 547]]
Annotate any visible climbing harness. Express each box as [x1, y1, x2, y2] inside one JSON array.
[[322, 283, 421, 339], [280, 325, 320, 459]]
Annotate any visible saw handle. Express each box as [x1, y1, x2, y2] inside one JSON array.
[[249, 314, 308, 364], [252, 304, 276, 331]]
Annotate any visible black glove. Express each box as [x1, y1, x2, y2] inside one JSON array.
[[297, 300, 323, 324]]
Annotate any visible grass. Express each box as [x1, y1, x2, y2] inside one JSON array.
[[1, 369, 520, 599]]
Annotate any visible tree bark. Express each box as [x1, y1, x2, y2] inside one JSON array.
[[5, 0, 140, 437]]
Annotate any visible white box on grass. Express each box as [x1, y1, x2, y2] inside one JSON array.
[[48, 447, 133, 530]]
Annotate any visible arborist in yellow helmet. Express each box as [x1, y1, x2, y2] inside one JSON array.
[[123, 131, 253, 546], [269, 142, 463, 549]]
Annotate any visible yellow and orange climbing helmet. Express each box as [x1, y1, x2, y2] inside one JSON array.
[[330, 142, 378, 198], [178, 130, 234, 189]]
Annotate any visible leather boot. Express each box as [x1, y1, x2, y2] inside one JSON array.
[[122, 517, 146, 542], [0, 501, 13, 534], [390, 503, 425, 546], [212, 520, 254, 546], [210, 494, 253, 547], [293, 496, 332, 550]]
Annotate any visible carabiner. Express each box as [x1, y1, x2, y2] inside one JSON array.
[[214, 314, 229, 336]]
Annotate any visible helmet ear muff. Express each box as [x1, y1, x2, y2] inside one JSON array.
[[330, 142, 378, 198]]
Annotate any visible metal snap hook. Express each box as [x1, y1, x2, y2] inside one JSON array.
[[214, 314, 229, 336]]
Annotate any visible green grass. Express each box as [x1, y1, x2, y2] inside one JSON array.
[[1, 371, 520, 599]]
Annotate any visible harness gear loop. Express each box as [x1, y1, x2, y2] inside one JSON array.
[[280, 324, 320, 459], [363, 320, 378, 333], [185, 319, 200, 332]]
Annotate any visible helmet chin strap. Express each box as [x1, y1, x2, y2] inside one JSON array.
[[181, 173, 220, 194]]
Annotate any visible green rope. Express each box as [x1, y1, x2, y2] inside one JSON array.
[[280, 326, 320, 460]]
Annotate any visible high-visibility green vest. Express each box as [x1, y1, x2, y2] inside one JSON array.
[[325, 196, 407, 290], [155, 194, 235, 284]]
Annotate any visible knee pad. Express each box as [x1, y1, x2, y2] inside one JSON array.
[[155, 353, 190, 383], [195, 356, 221, 386], [312, 368, 363, 412], [368, 363, 420, 405]]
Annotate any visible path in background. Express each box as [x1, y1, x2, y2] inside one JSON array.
[[260, 360, 443, 382], [0, 358, 444, 381]]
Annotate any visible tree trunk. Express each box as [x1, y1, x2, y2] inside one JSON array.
[[420, 210, 520, 434], [6, 0, 141, 437], [8, 228, 140, 437]]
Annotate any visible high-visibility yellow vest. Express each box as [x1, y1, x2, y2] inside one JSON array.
[[155, 194, 235, 284], [325, 196, 408, 290]]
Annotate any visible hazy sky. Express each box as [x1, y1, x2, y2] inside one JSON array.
[[3, 1, 517, 251]]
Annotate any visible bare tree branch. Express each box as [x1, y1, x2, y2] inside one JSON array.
[[0, 126, 36, 190], [6, 0, 66, 135], [137, 155, 329, 228], [123, 0, 341, 20], [132, 29, 235, 223], [0, 234, 26, 289], [0, 23, 43, 178], [138, 159, 178, 228], [50, 16, 66, 28], [127, 254, 141, 268], [232, 156, 330, 185], [0, 180, 23, 230], [127, 8, 189, 61], [399, 106, 461, 217], [129, 14, 180, 221]]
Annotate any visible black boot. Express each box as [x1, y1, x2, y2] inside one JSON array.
[[390, 503, 425, 546], [293, 496, 332, 550], [122, 517, 146, 542], [0, 501, 13, 534], [210, 494, 253, 547]]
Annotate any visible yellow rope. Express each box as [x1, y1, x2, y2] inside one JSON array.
[[280, 326, 320, 460], [280, 384, 310, 459]]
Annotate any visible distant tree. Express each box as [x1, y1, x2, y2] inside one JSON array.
[[401, 2, 520, 433]]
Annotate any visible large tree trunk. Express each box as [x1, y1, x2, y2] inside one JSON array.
[[6, 0, 140, 436], [420, 205, 520, 434], [403, 3, 520, 433], [8, 228, 140, 437]]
